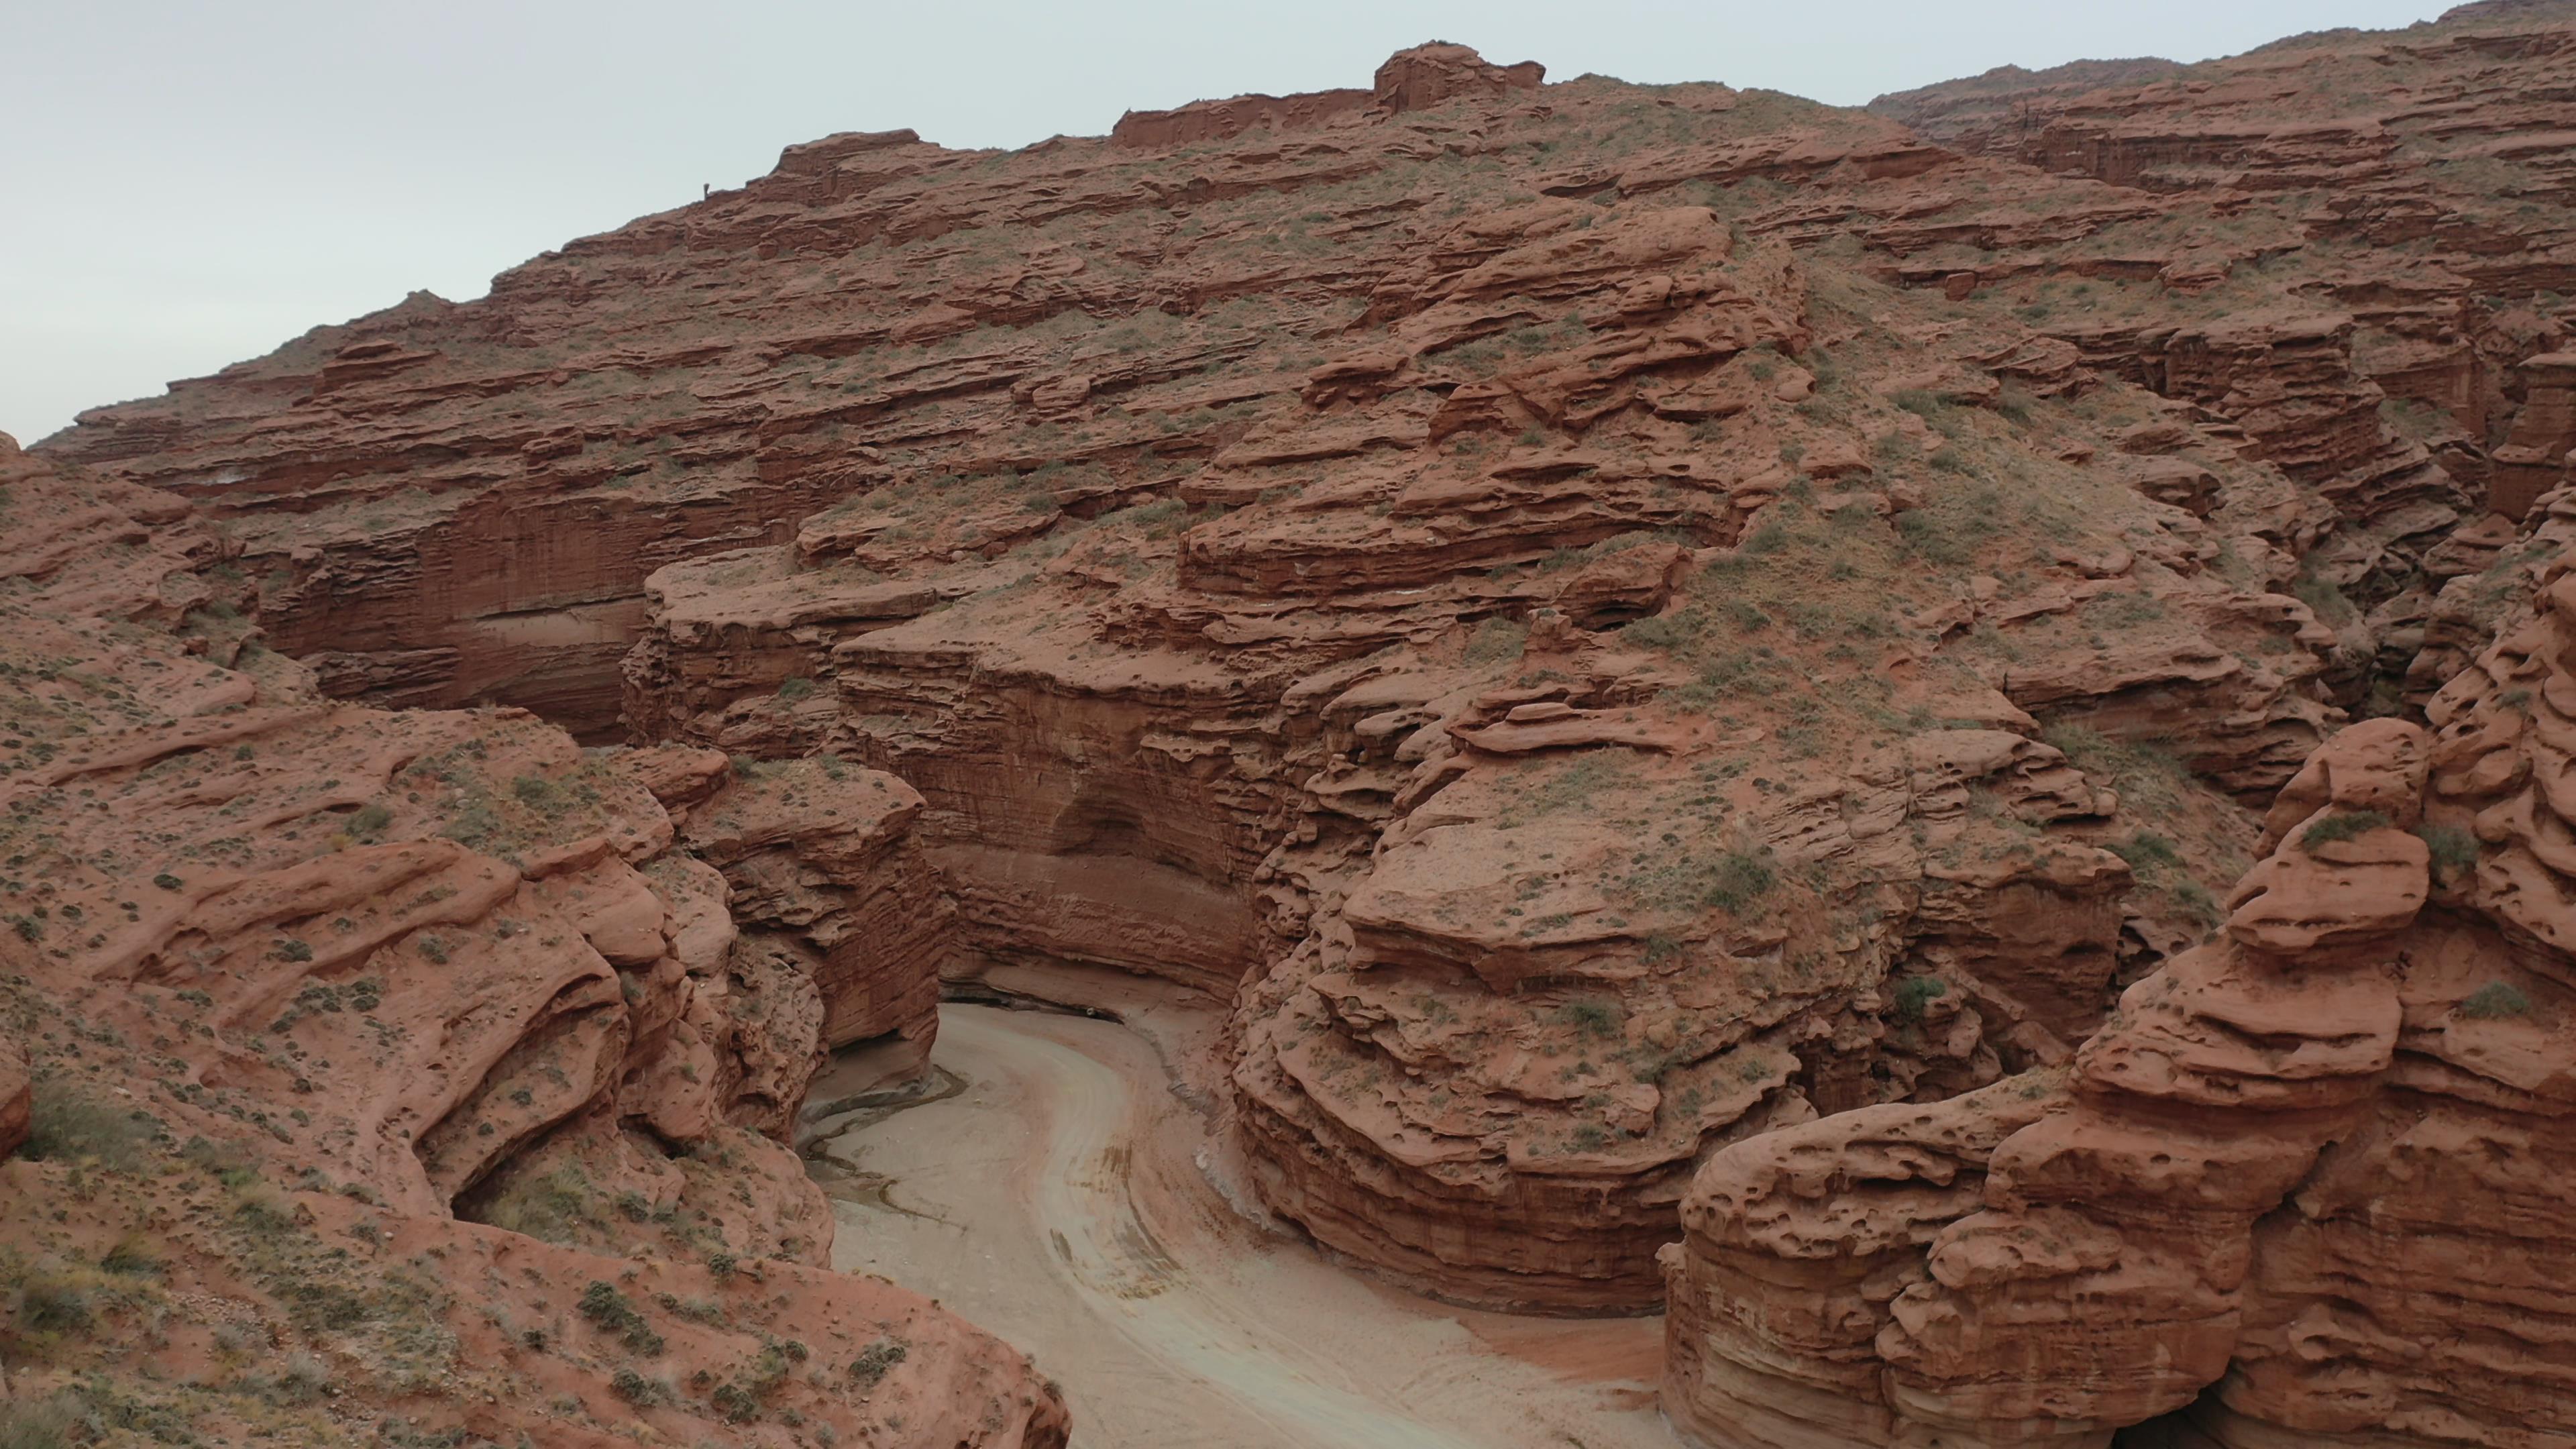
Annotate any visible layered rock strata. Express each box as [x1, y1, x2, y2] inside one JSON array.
[[1874, 2, 2576, 543], [0, 439, 1067, 1446], [43, 11, 2576, 1324], [606, 194, 2339, 1309], [46, 32, 2463, 739], [1661, 547, 2576, 1446]]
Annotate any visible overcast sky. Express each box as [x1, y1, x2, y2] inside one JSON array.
[[3, 1, 2454, 446]]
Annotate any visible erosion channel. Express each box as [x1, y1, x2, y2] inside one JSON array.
[[805, 988, 1670, 1449]]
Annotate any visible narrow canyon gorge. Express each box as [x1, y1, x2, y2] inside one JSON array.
[[8, 6, 2576, 1446]]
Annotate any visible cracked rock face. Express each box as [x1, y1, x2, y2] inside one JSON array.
[[1662, 550, 2576, 1448]]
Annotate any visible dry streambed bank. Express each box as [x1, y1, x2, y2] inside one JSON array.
[[808, 1002, 1672, 1449]]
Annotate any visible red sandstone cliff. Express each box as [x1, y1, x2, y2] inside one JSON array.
[[16, 14, 2576, 1418], [0, 436, 1066, 1446], [1661, 549, 2576, 1445]]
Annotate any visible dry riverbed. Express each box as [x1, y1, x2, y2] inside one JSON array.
[[806, 998, 1677, 1448]]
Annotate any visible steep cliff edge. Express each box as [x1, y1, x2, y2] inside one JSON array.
[[1661, 547, 2576, 1446]]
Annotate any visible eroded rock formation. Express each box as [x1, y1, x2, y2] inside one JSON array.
[[1661, 549, 2576, 1446], [0, 438, 1067, 1446], [593, 180, 2349, 1308], [21, 6, 2576, 1392]]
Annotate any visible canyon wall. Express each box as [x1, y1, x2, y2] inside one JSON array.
[[27, 6, 2576, 1358], [1661, 548, 2576, 1446], [601, 185, 2353, 1309], [0, 437, 1067, 1446]]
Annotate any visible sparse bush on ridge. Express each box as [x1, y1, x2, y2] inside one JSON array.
[[18, 1082, 158, 1171]]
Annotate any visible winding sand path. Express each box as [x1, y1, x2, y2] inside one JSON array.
[[812, 1002, 1678, 1448]]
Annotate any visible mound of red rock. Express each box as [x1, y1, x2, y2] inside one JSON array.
[[1660, 549, 2576, 1446]]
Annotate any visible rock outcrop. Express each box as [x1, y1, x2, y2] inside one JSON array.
[[1661, 546, 2576, 1446], [1872, 2, 2576, 544], [592, 181, 2341, 1308], [1109, 40, 1540, 149], [42, 33, 2440, 749], [31, 5, 2576, 1354], [0, 441, 1067, 1446]]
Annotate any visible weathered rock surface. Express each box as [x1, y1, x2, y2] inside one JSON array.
[[0, 445, 1067, 1446], [44, 32, 2443, 749], [590, 168, 2337, 1307], [1874, 2, 2576, 547], [28, 6, 2576, 1354], [674, 751, 956, 1090], [1662, 546, 2576, 1446]]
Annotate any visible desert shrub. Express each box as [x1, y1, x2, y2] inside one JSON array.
[[16, 1275, 93, 1335], [1557, 999, 1620, 1038], [2419, 824, 2478, 879], [1701, 849, 1775, 912], [1463, 616, 1527, 666], [1892, 975, 1949, 1022], [2040, 724, 2189, 815], [2292, 570, 2360, 628], [248, 1350, 332, 1404], [578, 1281, 664, 1356], [232, 1183, 298, 1236], [610, 1368, 669, 1405], [1894, 508, 1974, 566], [849, 1337, 908, 1389], [1627, 841, 1778, 916], [1510, 753, 1635, 818], [2110, 832, 2182, 873], [0, 1395, 77, 1449], [97, 1236, 160, 1278], [478, 1166, 602, 1245], [2087, 591, 2167, 628], [2460, 981, 2531, 1020], [19, 1083, 158, 1170], [2300, 810, 2392, 850], [712, 1381, 761, 1423]]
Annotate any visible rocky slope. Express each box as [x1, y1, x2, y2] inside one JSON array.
[[1875, 0, 2576, 704], [20, 0, 2576, 1400], [0, 435, 1066, 1445], [1660, 549, 2576, 1445]]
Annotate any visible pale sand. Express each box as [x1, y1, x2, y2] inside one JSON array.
[[813, 1001, 1680, 1448]]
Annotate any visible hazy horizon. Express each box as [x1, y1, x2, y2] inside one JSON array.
[[3, 0, 2454, 446]]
